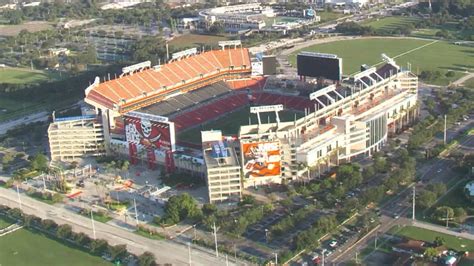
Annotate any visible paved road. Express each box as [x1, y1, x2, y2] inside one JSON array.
[[0, 188, 241, 266], [0, 111, 49, 135]]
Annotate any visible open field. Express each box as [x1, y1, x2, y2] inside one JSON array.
[[178, 106, 303, 144], [0, 229, 111, 266], [0, 21, 53, 36], [288, 38, 474, 85], [168, 33, 230, 50], [318, 11, 345, 22], [0, 67, 57, 84], [0, 97, 47, 122], [363, 16, 421, 31], [391, 226, 474, 251]]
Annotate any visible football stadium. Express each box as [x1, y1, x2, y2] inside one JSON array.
[[48, 41, 419, 203]]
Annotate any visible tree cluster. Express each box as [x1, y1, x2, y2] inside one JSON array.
[[0, 205, 156, 266]]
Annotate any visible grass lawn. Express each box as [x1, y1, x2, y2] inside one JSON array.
[[168, 33, 230, 50], [0, 216, 14, 229], [0, 229, 111, 266], [318, 11, 345, 22], [134, 227, 165, 240], [391, 225, 474, 251], [178, 106, 303, 144], [411, 21, 474, 40], [0, 97, 47, 122], [464, 77, 474, 89], [0, 67, 57, 84], [363, 16, 421, 31], [289, 38, 474, 85]]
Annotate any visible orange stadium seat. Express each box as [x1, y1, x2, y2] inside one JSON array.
[[86, 48, 251, 111]]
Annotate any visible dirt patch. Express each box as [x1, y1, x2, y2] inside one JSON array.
[[0, 21, 53, 36]]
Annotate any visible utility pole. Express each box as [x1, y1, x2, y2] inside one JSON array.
[[134, 198, 139, 226], [16, 184, 22, 210], [275, 252, 278, 265], [188, 242, 192, 266], [193, 224, 197, 240], [412, 186, 416, 221], [322, 250, 325, 266], [42, 174, 46, 190], [226, 255, 229, 266], [444, 114, 447, 145], [213, 222, 219, 257], [355, 251, 358, 264], [90, 210, 96, 239], [375, 231, 378, 249]]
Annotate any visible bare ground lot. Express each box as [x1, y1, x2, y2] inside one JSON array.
[[0, 21, 53, 36]]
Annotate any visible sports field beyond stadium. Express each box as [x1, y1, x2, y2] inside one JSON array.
[[0, 228, 110, 266], [288, 38, 474, 86], [0, 67, 55, 84], [178, 106, 303, 144]]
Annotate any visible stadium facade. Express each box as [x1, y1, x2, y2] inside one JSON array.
[[47, 44, 419, 203]]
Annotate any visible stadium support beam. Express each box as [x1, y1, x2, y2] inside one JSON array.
[[218, 40, 242, 50], [315, 98, 326, 108], [324, 93, 335, 104], [250, 105, 283, 127]]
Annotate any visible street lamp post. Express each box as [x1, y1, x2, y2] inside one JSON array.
[[16, 184, 22, 211]]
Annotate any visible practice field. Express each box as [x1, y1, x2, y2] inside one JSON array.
[[0, 228, 111, 266], [168, 34, 230, 50], [289, 38, 474, 85], [178, 106, 303, 144], [391, 226, 474, 251], [363, 16, 421, 31], [0, 68, 55, 84]]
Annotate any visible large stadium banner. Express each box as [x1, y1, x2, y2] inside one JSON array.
[[242, 142, 281, 178], [124, 112, 175, 170]]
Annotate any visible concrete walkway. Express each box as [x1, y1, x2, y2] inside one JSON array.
[[453, 72, 474, 86]]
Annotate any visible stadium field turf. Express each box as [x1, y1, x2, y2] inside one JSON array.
[[0, 228, 110, 266], [288, 38, 474, 86], [178, 106, 303, 144]]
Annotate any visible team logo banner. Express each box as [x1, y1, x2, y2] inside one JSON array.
[[124, 115, 173, 169], [242, 142, 281, 178]]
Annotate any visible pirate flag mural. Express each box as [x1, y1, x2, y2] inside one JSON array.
[[124, 113, 174, 170]]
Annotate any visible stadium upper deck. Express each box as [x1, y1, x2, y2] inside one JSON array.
[[85, 48, 251, 114]]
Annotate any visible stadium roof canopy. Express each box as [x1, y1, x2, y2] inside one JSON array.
[[85, 48, 251, 113]]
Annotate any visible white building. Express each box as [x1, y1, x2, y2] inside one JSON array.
[[48, 116, 106, 161]]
